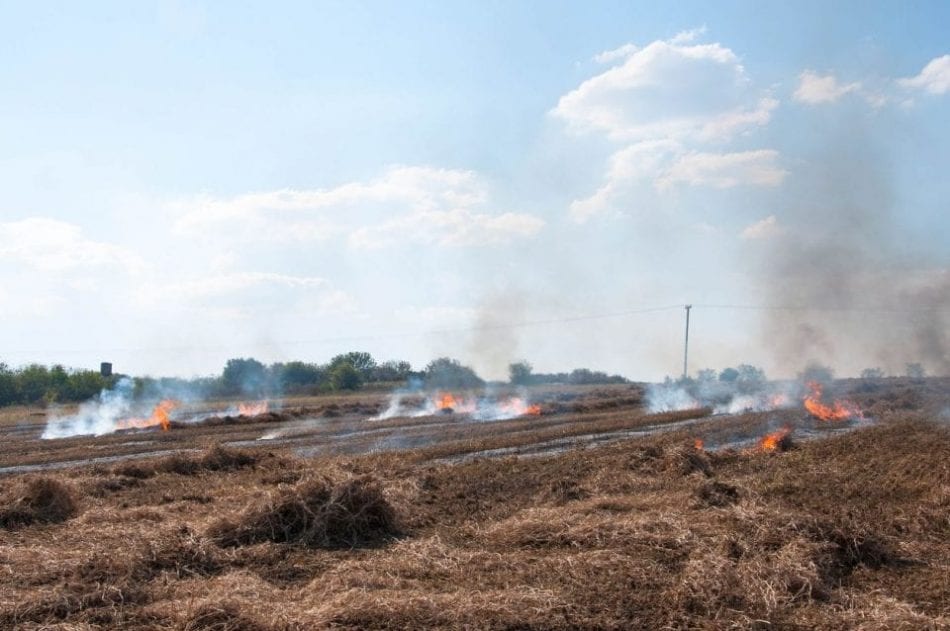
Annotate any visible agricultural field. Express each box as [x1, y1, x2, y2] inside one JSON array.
[[1, 379, 948, 629]]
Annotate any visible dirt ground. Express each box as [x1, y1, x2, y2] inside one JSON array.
[[1, 379, 948, 629]]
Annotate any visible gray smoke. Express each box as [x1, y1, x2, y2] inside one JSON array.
[[759, 122, 949, 376]]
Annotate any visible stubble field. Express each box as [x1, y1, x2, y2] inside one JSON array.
[[1, 379, 948, 629]]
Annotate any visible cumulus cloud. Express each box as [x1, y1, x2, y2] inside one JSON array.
[[554, 31, 783, 222], [670, 26, 708, 45], [553, 35, 771, 143], [793, 70, 861, 104], [172, 165, 543, 248], [899, 54, 950, 94], [657, 150, 787, 190], [792, 55, 950, 108], [740, 215, 783, 240], [0, 218, 143, 273], [594, 43, 638, 64]]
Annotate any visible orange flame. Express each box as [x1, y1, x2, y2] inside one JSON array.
[[803, 381, 862, 421], [496, 397, 541, 417], [436, 392, 459, 411], [759, 426, 791, 452], [694, 438, 704, 451], [117, 399, 179, 432], [770, 393, 790, 408], [237, 401, 269, 416]]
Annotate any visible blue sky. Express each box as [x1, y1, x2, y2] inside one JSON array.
[[1, 1, 948, 380]]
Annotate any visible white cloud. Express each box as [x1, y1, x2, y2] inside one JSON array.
[[740, 215, 784, 240], [698, 97, 778, 140], [569, 146, 786, 222], [555, 32, 783, 222], [0, 218, 142, 273], [553, 35, 773, 143], [568, 139, 681, 221], [670, 26, 707, 45], [172, 165, 543, 249], [594, 43, 638, 64], [899, 54, 950, 94], [793, 70, 860, 104], [657, 150, 787, 190]]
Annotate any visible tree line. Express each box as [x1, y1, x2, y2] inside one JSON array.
[[0, 353, 630, 407]]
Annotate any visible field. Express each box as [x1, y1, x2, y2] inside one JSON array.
[[1, 379, 948, 629]]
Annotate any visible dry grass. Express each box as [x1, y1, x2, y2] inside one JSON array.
[[0, 380, 948, 629], [208, 475, 400, 548], [0, 476, 79, 528], [112, 444, 259, 479]]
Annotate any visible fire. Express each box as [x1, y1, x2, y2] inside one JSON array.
[[759, 426, 792, 452], [694, 438, 704, 451], [431, 392, 540, 418], [237, 401, 269, 416], [496, 397, 542, 417], [803, 381, 862, 421], [770, 393, 790, 408], [437, 392, 459, 411], [117, 399, 179, 432]]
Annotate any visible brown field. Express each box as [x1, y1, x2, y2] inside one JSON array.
[[1, 379, 948, 629]]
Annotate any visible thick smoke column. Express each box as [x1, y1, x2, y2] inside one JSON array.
[[758, 125, 950, 376]]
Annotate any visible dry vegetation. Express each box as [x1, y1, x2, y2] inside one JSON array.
[[0, 380, 948, 629]]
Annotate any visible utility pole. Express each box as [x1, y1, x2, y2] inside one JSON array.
[[682, 304, 692, 381]]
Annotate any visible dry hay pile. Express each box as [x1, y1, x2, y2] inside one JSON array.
[[0, 476, 78, 528], [209, 475, 400, 548], [112, 444, 259, 479]]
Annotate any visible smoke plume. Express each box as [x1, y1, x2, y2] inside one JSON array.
[[758, 123, 949, 376]]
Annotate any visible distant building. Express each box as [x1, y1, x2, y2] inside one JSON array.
[[100, 362, 113, 377]]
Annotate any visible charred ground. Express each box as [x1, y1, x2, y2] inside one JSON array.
[[0, 379, 948, 629]]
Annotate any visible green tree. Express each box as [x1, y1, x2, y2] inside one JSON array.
[[221, 358, 267, 395], [330, 361, 362, 391], [424, 357, 483, 389], [735, 364, 766, 393], [508, 361, 533, 386], [330, 352, 376, 374], [371, 360, 412, 382], [272, 361, 326, 391], [17, 364, 51, 404], [66, 370, 110, 401], [860, 367, 884, 379], [718, 367, 739, 383], [0, 363, 17, 406]]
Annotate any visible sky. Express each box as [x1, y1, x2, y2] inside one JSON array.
[[1, 0, 948, 381]]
